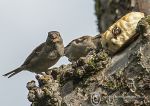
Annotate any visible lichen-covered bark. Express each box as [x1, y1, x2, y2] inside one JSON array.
[[136, 0, 150, 15], [94, 0, 150, 33], [27, 75, 62, 106], [94, 0, 133, 32], [27, 16, 150, 106]]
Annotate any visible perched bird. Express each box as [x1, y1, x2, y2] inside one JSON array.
[[3, 31, 64, 78], [64, 35, 101, 62]]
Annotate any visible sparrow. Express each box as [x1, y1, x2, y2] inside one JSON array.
[[3, 31, 64, 78], [64, 35, 101, 62]]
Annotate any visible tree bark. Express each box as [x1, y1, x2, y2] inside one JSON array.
[[94, 0, 150, 32], [27, 16, 150, 106]]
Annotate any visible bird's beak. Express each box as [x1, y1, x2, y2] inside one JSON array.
[[53, 38, 60, 42]]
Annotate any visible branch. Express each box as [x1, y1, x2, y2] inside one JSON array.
[[27, 15, 150, 106]]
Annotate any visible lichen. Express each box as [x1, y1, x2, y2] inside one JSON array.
[[27, 74, 62, 106]]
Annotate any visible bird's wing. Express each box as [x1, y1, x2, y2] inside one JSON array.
[[22, 42, 46, 66], [65, 35, 91, 49]]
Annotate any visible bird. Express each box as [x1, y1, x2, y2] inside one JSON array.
[[64, 35, 101, 62], [3, 31, 64, 78]]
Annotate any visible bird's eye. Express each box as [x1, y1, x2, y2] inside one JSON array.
[[112, 26, 121, 38]]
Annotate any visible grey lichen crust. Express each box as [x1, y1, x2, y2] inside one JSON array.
[[27, 74, 62, 106], [27, 16, 150, 106], [27, 49, 111, 106]]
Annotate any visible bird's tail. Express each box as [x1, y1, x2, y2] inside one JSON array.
[[3, 67, 25, 78]]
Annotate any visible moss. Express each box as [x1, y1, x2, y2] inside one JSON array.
[[103, 68, 127, 91], [106, 81, 116, 89], [137, 15, 150, 37], [87, 57, 97, 69], [145, 15, 150, 25]]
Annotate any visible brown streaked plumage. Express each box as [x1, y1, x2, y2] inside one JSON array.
[[3, 31, 64, 78], [64, 35, 102, 62]]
